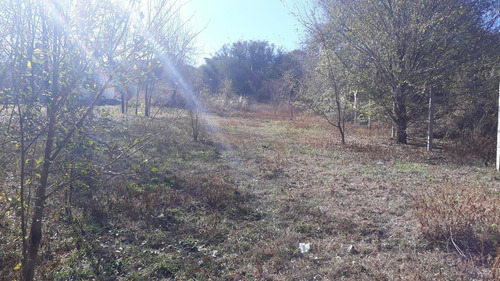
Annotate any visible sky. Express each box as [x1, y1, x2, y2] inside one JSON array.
[[180, 0, 307, 66]]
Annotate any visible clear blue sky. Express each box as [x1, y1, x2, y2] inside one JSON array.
[[180, 0, 306, 66]]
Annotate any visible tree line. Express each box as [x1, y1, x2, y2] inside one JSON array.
[[188, 0, 498, 154], [297, 0, 499, 147]]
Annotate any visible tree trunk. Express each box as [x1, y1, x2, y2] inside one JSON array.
[[391, 102, 396, 138], [65, 180, 73, 223], [18, 105, 28, 275], [22, 104, 56, 281], [145, 82, 155, 117], [396, 118, 407, 144], [189, 106, 200, 142], [121, 90, 125, 114], [23, 171, 48, 281], [394, 94, 408, 144], [145, 84, 149, 117], [338, 125, 345, 145], [135, 83, 140, 115], [334, 84, 346, 145], [353, 90, 358, 124], [496, 82, 500, 171], [427, 88, 435, 151]]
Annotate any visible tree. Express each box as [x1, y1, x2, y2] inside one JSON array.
[[444, 33, 500, 163], [1, 2, 116, 279], [265, 50, 305, 119], [497, 82, 500, 171], [299, 39, 351, 144], [134, 0, 198, 116], [200, 40, 285, 101], [305, 0, 499, 144], [0, 0, 197, 279]]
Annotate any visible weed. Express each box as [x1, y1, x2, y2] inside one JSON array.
[[201, 173, 239, 210], [260, 149, 290, 179], [415, 183, 500, 259], [154, 259, 180, 278]]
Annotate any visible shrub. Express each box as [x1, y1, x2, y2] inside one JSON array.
[[414, 183, 499, 259], [204, 93, 250, 114]]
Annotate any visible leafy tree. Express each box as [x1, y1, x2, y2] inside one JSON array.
[[3, 2, 117, 279], [304, 0, 499, 144], [264, 50, 305, 119], [445, 37, 500, 163], [200, 40, 285, 101]]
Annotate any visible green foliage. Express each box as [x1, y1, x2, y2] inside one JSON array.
[[155, 259, 180, 278], [304, 0, 499, 143], [200, 40, 287, 101], [298, 41, 351, 143]]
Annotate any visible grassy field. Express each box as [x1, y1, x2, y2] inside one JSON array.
[[1, 105, 499, 280]]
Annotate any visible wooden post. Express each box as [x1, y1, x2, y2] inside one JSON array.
[[353, 90, 358, 124], [391, 101, 395, 138], [496, 82, 500, 171], [427, 87, 435, 151]]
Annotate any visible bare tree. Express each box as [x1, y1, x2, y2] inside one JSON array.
[[134, 0, 199, 116], [298, 28, 352, 144]]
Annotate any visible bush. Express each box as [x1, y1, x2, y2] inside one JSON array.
[[204, 93, 250, 114], [445, 106, 497, 166], [415, 183, 499, 258]]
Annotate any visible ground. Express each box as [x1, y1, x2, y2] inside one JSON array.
[[1, 105, 499, 280]]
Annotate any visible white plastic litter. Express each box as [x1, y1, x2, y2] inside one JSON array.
[[299, 243, 310, 253]]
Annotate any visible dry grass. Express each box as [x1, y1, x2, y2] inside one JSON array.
[[415, 183, 499, 258], [208, 106, 500, 280], [1, 105, 499, 280]]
